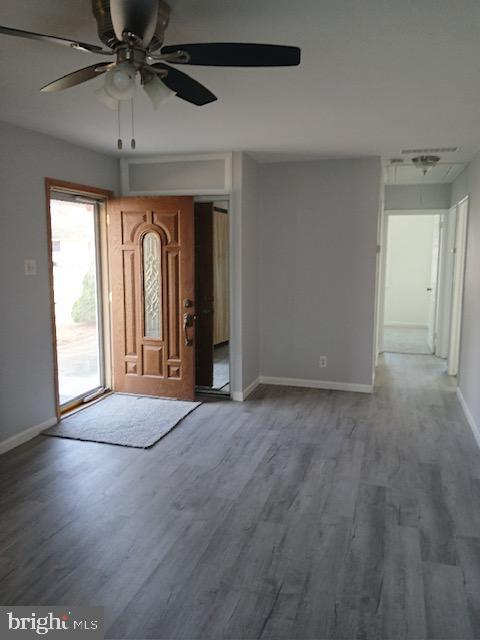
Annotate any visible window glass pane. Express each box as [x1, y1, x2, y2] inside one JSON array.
[[50, 199, 102, 405], [143, 233, 162, 338]]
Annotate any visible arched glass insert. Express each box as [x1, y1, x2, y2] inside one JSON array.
[[143, 233, 162, 338]]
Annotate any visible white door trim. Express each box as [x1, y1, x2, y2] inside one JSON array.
[[447, 197, 469, 376]]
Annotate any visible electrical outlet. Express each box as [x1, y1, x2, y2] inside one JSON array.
[[319, 355, 327, 368]]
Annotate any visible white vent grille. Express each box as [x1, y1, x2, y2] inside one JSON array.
[[401, 147, 459, 154]]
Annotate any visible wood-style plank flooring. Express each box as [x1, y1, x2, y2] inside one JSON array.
[[1, 354, 480, 639]]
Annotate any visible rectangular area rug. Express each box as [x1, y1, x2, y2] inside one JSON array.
[[44, 393, 201, 449]]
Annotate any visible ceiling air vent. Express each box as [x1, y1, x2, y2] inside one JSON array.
[[401, 147, 459, 154]]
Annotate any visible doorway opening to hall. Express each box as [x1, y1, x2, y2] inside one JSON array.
[[380, 200, 468, 377]]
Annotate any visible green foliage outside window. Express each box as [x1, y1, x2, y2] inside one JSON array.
[[72, 271, 96, 323]]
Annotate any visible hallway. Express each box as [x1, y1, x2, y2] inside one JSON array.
[[383, 325, 432, 355], [1, 354, 479, 639]]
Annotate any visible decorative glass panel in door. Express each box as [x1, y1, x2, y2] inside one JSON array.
[[143, 232, 162, 339]]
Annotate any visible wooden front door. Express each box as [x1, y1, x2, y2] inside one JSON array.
[[108, 197, 195, 400]]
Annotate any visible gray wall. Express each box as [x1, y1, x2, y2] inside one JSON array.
[[0, 121, 119, 444], [385, 183, 451, 210], [258, 157, 382, 387], [450, 158, 480, 430], [127, 159, 226, 193], [240, 154, 259, 389], [230, 152, 259, 395], [451, 167, 469, 207]]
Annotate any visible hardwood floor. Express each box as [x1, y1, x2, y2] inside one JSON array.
[[1, 353, 480, 639]]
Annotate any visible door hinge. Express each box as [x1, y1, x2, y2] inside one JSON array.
[[109, 291, 112, 304], [106, 214, 110, 226]]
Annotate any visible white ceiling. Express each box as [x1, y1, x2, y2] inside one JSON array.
[[1, 0, 480, 175]]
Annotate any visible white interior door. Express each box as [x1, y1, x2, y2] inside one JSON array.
[[447, 198, 469, 376], [427, 216, 441, 352], [435, 208, 457, 358]]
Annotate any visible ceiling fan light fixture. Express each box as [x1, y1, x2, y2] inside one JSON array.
[[0, 1, 302, 151], [411, 155, 441, 176], [143, 74, 175, 110], [104, 62, 137, 100]]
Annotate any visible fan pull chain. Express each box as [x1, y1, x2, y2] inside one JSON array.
[[131, 98, 136, 150], [117, 101, 123, 151]]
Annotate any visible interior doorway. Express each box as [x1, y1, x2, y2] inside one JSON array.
[[195, 200, 230, 394], [46, 180, 112, 415], [379, 201, 469, 378], [382, 213, 441, 355]]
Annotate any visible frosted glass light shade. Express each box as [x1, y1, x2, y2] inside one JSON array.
[[104, 63, 137, 101], [143, 75, 175, 110]]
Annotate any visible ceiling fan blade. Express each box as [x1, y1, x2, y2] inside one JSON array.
[[40, 62, 113, 93], [151, 63, 217, 106], [110, 0, 158, 46], [161, 43, 301, 67], [0, 25, 112, 54]]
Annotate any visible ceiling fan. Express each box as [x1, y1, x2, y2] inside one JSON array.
[[0, 0, 302, 110]]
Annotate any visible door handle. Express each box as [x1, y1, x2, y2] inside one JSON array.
[[184, 313, 195, 346], [427, 288, 433, 292]]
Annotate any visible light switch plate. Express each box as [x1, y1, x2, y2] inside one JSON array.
[[24, 259, 37, 276]]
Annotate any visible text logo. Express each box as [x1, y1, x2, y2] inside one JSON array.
[[0, 607, 104, 639]]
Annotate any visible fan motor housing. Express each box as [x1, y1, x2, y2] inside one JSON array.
[[92, 0, 170, 51]]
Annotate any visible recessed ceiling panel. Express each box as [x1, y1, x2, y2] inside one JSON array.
[[386, 163, 466, 185]]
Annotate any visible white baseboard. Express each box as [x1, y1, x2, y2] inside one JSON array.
[[457, 388, 480, 449], [384, 322, 428, 328], [0, 417, 58, 455], [232, 378, 260, 402], [258, 376, 373, 394]]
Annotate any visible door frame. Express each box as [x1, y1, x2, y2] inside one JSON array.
[[447, 196, 469, 376], [436, 206, 457, 358], [45, 178, 113, 419], [427, 215, 442, 353], [120, 153, 244, 400], [194, 195, 232, 396], [377, 208, 447, 355], [194, 202, 215, 389]]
